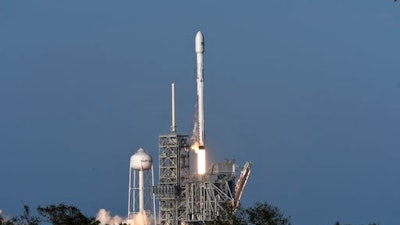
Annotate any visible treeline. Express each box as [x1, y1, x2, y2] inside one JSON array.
[[0, 202, 379, 225], [0, 204, 99, 225]]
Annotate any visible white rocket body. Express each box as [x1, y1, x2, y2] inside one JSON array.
[[195, 31, 205, 149], [195, 31, 206, 175]]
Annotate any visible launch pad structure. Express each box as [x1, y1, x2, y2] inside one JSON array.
[[153, 32, 252, 225], [155, 132, 190, 225]]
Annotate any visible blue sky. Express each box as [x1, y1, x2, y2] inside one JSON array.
[[1, 1, 399, 225]]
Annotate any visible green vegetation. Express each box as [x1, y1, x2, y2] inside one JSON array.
[[0, 202, 379, 225], [333, 222, 380, 225], [0, 204, 98, 225], [214, 201, 290, 225]]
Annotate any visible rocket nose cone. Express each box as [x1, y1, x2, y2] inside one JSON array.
[[195, 31, 204, 53], [196, 31, 203, 41]]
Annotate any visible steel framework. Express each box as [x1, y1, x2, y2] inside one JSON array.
[[184, 160, 236, 224], [154, 133, 190, 225]]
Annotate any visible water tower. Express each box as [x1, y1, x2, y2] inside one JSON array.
[[128, 148, 156, 224]]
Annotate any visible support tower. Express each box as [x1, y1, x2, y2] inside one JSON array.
[[154, 84, 190, 225]]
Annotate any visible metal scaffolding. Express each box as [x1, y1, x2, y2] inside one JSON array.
[[154, 133, 190, 225], [185, 160, 236, 224]]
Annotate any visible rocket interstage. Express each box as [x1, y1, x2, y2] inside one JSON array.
[[195, 31, 206, 175]]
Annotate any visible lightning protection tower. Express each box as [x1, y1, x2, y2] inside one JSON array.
[[128, 148, 157, 225], [153, 83, 191, 225]]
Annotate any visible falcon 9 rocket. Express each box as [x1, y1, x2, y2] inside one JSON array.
[[195, 31, 206, 175]]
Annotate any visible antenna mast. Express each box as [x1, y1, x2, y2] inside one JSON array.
[[171, 82, 176, 133]]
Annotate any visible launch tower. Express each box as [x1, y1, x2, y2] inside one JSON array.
[[153, 84, 191, 225], [154, 32, 252, 225]]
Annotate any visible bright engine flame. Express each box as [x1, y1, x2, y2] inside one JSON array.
[[197, 149, 206, 175], [191, 142, 206, 175]]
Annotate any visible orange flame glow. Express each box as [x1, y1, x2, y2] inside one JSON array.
[[191, 142, 206, 175]]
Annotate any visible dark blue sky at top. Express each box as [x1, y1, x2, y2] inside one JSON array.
[[1, 1, 399, 225]]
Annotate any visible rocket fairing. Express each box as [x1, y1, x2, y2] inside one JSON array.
[[195, 31, 205, 149]]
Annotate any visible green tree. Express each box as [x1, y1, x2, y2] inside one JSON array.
[[37, 203, 99, 225], [213, 202, 247, 225], [333, 221, 380, 225], [0, 215, 17, 225], [15, 206, 40, 225], [213, 201, 290, 225], [245, 202, 291, 225]]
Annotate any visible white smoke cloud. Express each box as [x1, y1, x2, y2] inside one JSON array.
[[191, 102, 199, 145], [0, 210, 12, 222], [97, 209, 123, 225], [96, 209, 150, 225]]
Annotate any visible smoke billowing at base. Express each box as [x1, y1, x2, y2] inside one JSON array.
[[0, 210, 11, 222], [96, 209, 152, 225]]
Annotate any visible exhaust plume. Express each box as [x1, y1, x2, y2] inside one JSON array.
[[96, 209, 151, 225], [191, 102, 199, 145]]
